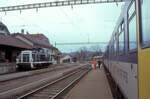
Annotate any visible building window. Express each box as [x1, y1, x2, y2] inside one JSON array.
[[141, 0, 150, 47], [128, 0, 137, 51], [119, 21, 125, 54]]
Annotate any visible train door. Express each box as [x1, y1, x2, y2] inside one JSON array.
[[136, 0, 150, 99], [108, 45, 111, 71], [107, 46, 110, 70]]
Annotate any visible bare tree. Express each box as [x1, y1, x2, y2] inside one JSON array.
[[74, 46, 88, 61], [73, 45, 103, 61], [90, 45, 102, 56]]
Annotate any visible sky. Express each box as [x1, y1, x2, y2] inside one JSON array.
[[0, 0, 124, 52]]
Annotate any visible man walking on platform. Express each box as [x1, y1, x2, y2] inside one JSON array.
[[97, 60, 101, 69], [93, 60, 97, 70]]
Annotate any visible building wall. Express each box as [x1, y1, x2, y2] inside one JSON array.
[[11, 50, 20, 62], [0, 63, 16, 74], [0, 50, 5, 62], [47, 48, 58, 64], [60, 55, 72, 63], [0, 46, 21, 63]]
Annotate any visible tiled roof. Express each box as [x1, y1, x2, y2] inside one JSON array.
[[0, 22, 10, 34], [53, 47, 61, 54], [14, 33, 52, 49], [0, 34, 32, 49]]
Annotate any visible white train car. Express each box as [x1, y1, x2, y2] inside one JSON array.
[[104, 0, 138, 99], [16, 50, 52, 70]]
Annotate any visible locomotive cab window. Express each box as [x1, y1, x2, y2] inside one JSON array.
[[140, 0, 150, 47], [23, 54, 29, 62], [119, 21, 125, 55], [128, 0, 137, 51]]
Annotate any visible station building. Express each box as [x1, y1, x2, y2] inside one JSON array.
[[0, 22, 61, 74], [60, 54, 77, 63], [12, 30, 61, 65], [0, 23, 32, 74]]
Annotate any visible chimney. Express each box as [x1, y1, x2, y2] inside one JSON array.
[[21, 29, 24, 34], [26, 31, 29, 34]]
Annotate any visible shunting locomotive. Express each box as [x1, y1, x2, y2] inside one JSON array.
[[16, 48, 52, 70]]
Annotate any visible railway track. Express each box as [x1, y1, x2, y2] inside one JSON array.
[[16, 67, 90, 99], [0, 65, 72, 82]]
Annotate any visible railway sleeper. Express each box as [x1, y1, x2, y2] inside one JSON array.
[[32, 94, 49, 97]]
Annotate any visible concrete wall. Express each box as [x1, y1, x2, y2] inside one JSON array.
[[0, 63, 16, 74]]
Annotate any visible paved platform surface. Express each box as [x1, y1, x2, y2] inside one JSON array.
[[64, 67, 113, 99]]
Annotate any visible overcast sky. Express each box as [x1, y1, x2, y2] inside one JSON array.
[[0, 0, 124, 52]]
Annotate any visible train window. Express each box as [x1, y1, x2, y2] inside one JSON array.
[[119, 26, 121, 33], [1, 27, 4, 31], [129, 16, 137, 50], [105, 46, 109, 58], [111, 45, 113, 56], [114, 40, 117, 56], [40, 54, 45, 61], [106, 47, 109, 58], [114, 33, 118, 56], [32, 54, 36, 62], [23, 54, 29, 62], [119, 31, 124, 53], [109, 46, 111, 57], [119, 21, 125, 54], [128, 0, 137, 51], [128, 1, 135, 18], [141, 0, 150, 47]]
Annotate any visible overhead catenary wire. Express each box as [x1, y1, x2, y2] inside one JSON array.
[[0, 0, 125, 12]]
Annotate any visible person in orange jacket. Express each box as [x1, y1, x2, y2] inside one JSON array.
[[93, 60, 97, 70]]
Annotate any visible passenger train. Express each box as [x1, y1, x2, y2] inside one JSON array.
[[104, 0, 150, 99], [16, 49, 52, 70]]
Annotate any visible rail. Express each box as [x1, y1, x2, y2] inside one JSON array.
[[17, 67, 91, 99]]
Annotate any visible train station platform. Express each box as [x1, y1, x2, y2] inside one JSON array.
[[64, 67, 113, 99]]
